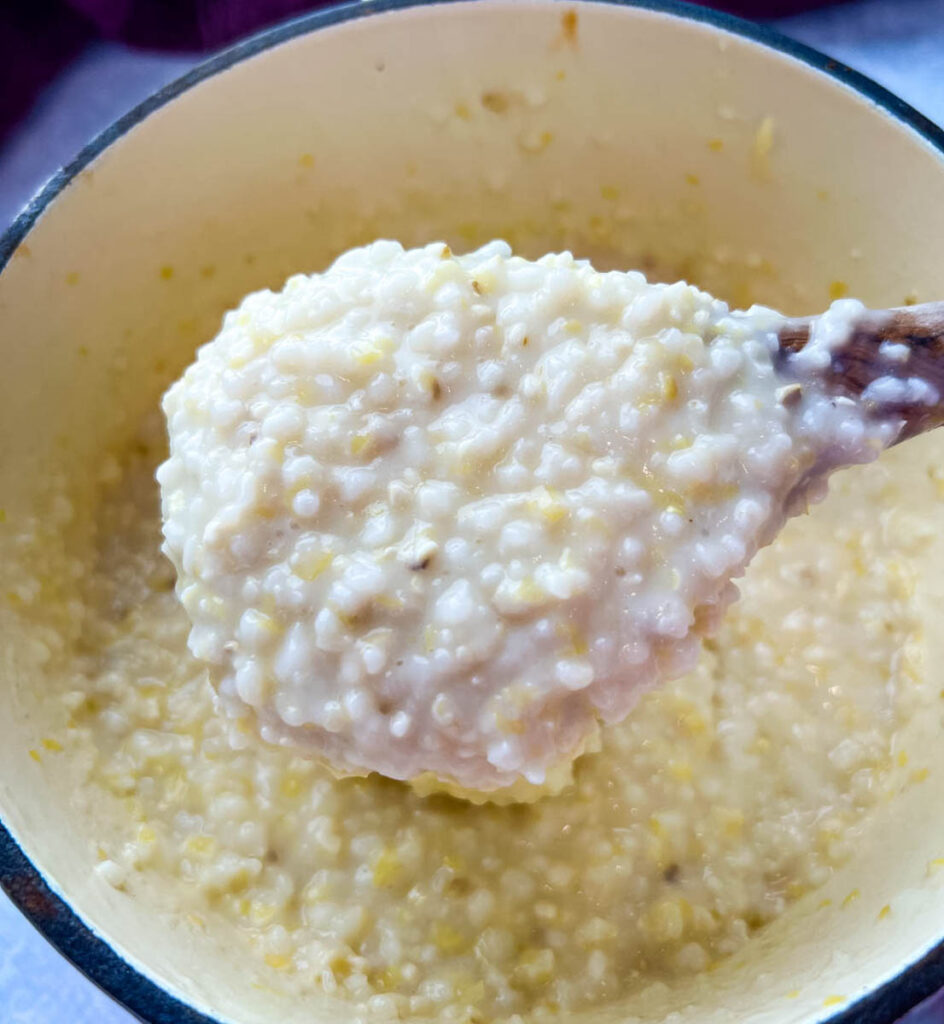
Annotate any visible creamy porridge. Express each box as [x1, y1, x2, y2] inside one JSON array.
[[158, 242, 896, 794], [8, 374, 938, 1022], [5, 244, 939, 1024]]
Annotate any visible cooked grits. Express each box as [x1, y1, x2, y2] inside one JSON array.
[[158, 241, 895, 794], [10, 411, 933, 1021], [6, 242, 939, 1022]]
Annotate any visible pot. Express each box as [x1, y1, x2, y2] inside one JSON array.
[[2, 2, 943, 1021]]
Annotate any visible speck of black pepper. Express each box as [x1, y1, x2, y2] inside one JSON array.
[[663, 863, 681, 884], [410, 555, 432, 571], [614, 566, 626, 577], [430, 377, 442, 400]]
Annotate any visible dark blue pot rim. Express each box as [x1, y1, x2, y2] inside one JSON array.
[[2, 1, 944, 1021]]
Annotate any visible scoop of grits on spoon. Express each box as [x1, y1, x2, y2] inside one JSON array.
[[157, 241, 944, 799]]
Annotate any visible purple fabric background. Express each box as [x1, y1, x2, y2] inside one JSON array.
[[0, 0, 840, 145]]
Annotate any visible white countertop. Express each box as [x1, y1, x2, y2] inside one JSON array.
[[2, 1, 944, 1020]]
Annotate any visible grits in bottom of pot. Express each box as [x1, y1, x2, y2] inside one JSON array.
[[10, 379, 938, 1022]]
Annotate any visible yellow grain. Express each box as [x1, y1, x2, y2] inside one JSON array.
[[280, 775, 303, 799], [293, 550, 332, 582], [432, 922, 467, 953], [372, 848, 402, 888]]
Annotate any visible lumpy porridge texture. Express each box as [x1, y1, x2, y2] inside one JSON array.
[[31, 414, 931, 1022], [158, 241, 894, 794]]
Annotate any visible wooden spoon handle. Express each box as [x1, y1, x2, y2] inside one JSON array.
[[778, 301, 944, 441]]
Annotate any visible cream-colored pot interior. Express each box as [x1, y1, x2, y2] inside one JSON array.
[[2, 2, 944, 1022]]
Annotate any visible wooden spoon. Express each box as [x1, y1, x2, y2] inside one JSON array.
[[778, 300, 944, 442]]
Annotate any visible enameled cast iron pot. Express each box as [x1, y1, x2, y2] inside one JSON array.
[[2, 2, 944, 1021]]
